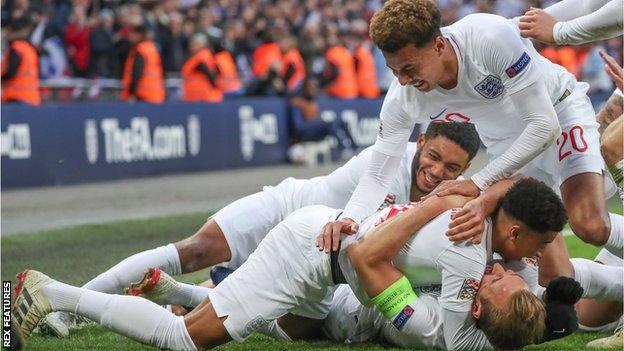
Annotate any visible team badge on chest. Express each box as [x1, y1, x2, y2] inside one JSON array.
[[474, 75, 503, 99]]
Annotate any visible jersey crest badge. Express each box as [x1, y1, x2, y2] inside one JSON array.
[[474, 75, 503, 99], [392, 305, 414, 330], [506, 52, 531, 78], [457, 278, 480, 300]]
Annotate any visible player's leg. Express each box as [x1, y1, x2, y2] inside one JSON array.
[[554, 90, 622, 252], [82, 180, 293, 295], [14, 270, 199, 350], [560, 172, 612, 246]]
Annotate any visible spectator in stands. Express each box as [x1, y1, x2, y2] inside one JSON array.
[[160, 12, 188, 75], [279, 36, 306, 95], [181, 33, 222, 103], [63, 5, 92, 77], [89, 9, 115, 78], [249, 28, 284, 95], [214, 40, 245, 98], [120, 22, 165, 103], [322, 35, 358, 99], [352, 34, 380, 99], [289, 77, 355, 154], [2, 16, 40, 105]]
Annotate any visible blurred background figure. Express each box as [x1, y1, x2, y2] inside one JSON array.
[[321, 33, 358, 99], [181, 33, 222, 103], [120, 22, 165, 103], [213, 40, 245, 98], [2, 16, 40, 105], [288, 77, 355, 159], [89, 9, 115, 78], [279, 35, 306, 96], [249, 28, 283, 96]]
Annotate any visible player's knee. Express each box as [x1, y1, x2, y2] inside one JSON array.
[[569, 215, 610, 246], [176, 221, 231, 272]]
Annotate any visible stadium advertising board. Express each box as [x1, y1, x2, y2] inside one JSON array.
[[2, 97, 384, 188]]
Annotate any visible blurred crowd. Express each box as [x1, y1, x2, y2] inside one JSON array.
[[1, 0, 622, 103]]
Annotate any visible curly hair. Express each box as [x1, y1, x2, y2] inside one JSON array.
[[478, 289, 546, 350], [424, 122, 480, 161], [500, 178, 568, 233], [369, 0, 441, 52]]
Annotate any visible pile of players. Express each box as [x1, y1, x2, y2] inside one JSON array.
[[10, 0, 623, 350]]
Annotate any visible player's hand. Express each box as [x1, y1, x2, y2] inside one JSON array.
[[544, 276, 584, 305], [519, 7, 556, 44], [421, 179, 481, 200], [446, 197, 486, 244], [600, 51, 624, 91], [316, 218, 358, 253]]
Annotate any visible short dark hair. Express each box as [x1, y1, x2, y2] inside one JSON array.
[[370, 0, 441, 52], [500, 178, 568, 233], [424, 122, 480, 161]]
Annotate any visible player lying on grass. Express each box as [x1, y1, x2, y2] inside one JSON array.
[[131, 180, 619, 350], [43, 122, 481, 336], [319, 0, 622, 295], [127, 234, 621, 349], [13, 178, 568, 350]]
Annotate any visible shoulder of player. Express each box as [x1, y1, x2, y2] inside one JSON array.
[[446, 13, 519, 53], [447, 13, 514, 33], [434, 212, 489, 264]]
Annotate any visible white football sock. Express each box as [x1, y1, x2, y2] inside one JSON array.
[[82, 244, 182, 293], [169, 283, 212, 308], [572, 258, 623, 301], [605, 213, 623, 259], [43, 281, 196, 350]]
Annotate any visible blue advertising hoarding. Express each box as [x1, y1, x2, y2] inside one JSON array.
[[2, 98, 384, 188]]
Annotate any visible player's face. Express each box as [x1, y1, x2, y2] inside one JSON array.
[[413, 135, 470, 193], [383, 41, 445, 92], [477, 263, 529, 309], [499, 224, 557, 262]]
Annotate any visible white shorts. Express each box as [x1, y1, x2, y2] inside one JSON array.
[[209, 205, 339, 341], [517, 82, 616, 196], [212, 177, 311, 269]]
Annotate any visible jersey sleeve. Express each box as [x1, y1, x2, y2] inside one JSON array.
[[553, 0, 623, 44], [542, 0, 611, 22], [478, 18, 540, 95], [437, 245, 486, 313], [342, 81, 415, 222], [442, 309, 493, 350]]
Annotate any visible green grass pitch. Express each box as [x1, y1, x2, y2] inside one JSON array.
[[2, 203, 622, 350]]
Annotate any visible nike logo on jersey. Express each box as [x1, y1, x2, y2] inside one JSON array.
[[429, 108, 447, 120]]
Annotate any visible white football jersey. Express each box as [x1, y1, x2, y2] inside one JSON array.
[[339, 205, 492, 313], [377, 13, 576, 159]]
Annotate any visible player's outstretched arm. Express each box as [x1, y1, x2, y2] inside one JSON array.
[[519, 0, 622, 45], [348, 195, 470, 297]]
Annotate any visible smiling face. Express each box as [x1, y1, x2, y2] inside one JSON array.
[[412, 134, 470, 193], [383, 39, 447, 91]]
